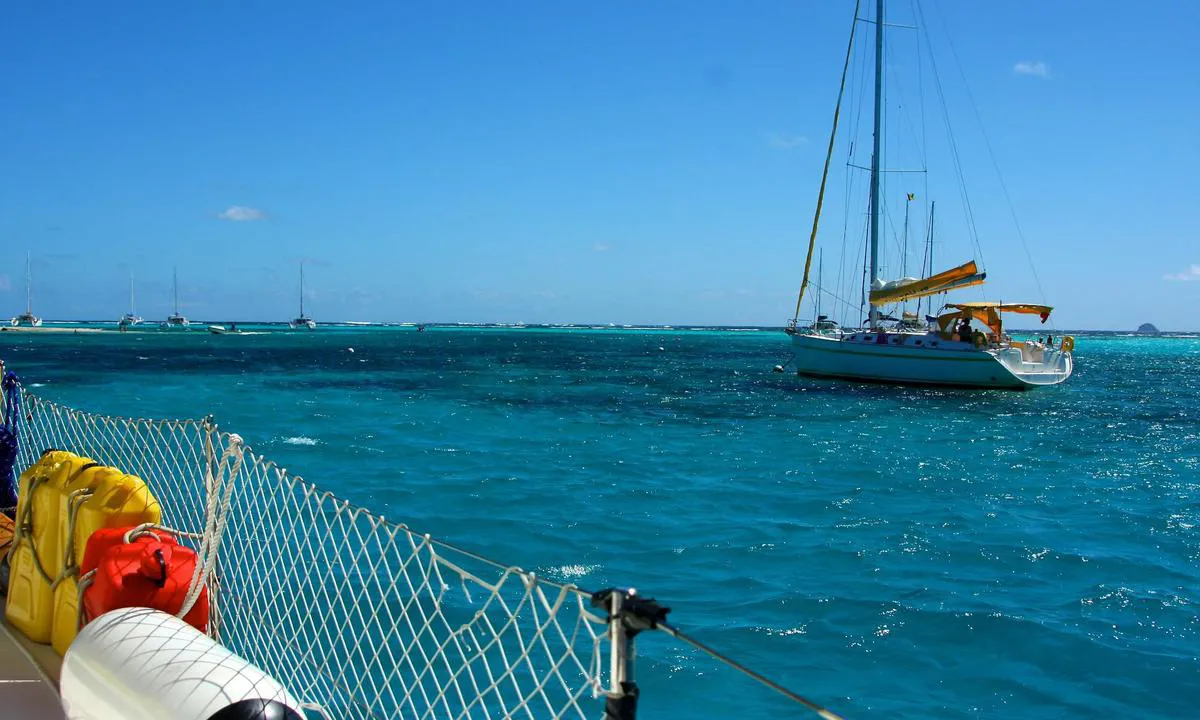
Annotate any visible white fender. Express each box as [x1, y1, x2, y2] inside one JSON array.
[[61, 607, 303, 720]]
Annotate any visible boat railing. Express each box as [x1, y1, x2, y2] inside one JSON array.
[[0, 365, 841, 719]]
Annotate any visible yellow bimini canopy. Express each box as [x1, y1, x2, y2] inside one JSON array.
[[937, 302, 1054, 337], [868, 260, 986, 306]]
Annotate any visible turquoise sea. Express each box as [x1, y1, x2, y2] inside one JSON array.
[[2, 326, 1198, 719]]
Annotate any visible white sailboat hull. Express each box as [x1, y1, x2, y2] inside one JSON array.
[[790, 331, 1072, 389]]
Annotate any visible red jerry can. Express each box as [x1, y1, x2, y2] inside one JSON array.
[[79, 526, 210, 633]]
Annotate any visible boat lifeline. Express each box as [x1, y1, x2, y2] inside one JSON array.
[[0, 363, 837, 720], [784, 0, 1072, 389]]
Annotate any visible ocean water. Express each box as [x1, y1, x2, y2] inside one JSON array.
[[2, 326, 1197, 719]]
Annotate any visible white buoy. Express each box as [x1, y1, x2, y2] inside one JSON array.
[[348, 347, 355, 353], [658, 346, 665, 351], [61, 607, 303, 720], [772, 365, 785, 373]]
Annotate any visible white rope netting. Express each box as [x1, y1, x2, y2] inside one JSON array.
[[9, 388, 612, 719]]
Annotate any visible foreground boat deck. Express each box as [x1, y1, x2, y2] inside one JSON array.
[[0, 617, 64, 719]]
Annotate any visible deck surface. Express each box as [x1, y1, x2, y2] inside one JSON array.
[[0, 617, 65, 719]]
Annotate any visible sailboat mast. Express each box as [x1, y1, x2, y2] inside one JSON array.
[[928, 201, 937, 276], [916, 200, 935, 318], [173, 267, 179, 315], [928, 200, 939, 310], [299, 262, 305, 318], [25, 252, 32, 314], [816, 249, 823, 322], [130, 273, 136, 315], [867, 0, 885, 329]]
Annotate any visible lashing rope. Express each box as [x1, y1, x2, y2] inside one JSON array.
[[180, 431, 243, 619], [9, 475, 55, 584], [19, 432, 240, 630]]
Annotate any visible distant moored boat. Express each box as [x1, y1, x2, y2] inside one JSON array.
[[165, 267, 189, 328], [119, 272, 143, 327], [10, 252, 42, 327], [289, 261, 316, 330]]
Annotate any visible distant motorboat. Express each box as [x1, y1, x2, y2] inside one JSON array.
[[208, 325, 227, 335]]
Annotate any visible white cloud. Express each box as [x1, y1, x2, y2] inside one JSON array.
[[1013, 61, 1050, 78], [593, 243, 611, 252], [216, 205, 267, 221], [1164, 264, 1200, 281], [767, 132, 808, 149]]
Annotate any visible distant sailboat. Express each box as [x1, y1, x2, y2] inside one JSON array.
[[289, 262, 316, 330], [165, 267, 189, 327], [802, 249, 841, 335], [10, 252, 42, 327], [119, 273, 143, 327]]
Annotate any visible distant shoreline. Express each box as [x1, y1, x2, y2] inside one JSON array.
[[0, 326, 104, 334], [1, 322, 1195, 335]]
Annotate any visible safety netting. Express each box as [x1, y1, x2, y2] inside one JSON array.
[[4, 382, 611, 719]]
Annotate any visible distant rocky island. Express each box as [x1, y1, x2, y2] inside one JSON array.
[[1137, 323, 1160, 334]]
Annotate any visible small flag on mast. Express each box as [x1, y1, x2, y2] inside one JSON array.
[[906, 192, 915, 201]]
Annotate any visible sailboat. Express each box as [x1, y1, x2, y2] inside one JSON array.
[[119, 273, 143, 327], [10, 252, 42, 327], [784, 0, 1073, 389], [165, 268, 189, 327], [289, 262, 316, 330]]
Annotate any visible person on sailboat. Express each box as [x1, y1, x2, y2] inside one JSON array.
[[953, 316, 972, 342]]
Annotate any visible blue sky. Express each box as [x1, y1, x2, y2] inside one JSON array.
[[1, 1, 1196, 329]]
